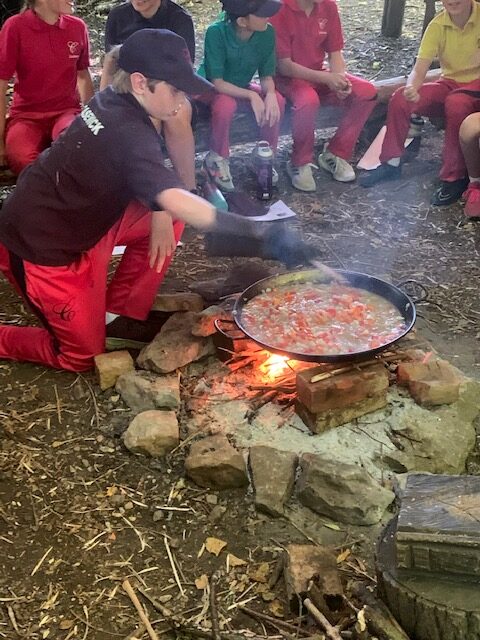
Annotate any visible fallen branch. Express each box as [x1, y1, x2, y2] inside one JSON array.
[[351, 583, 411, 640], [304, 598, 342, 640], [210, 571, 221, 640], [164, 534, 185, 596], [122, 579, 159, 640]]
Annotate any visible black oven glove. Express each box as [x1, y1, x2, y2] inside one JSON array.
[[207, 211, 320, 268]]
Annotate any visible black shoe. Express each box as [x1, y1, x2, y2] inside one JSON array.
[[430, 177, 469, 207], [105, 311, 172, 351], [358, 163, 401, 187]]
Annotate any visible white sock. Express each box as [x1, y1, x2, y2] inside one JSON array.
[[469, 176, 480, 183], [387, 158, 400, 167], [106, 312, 119, 325]]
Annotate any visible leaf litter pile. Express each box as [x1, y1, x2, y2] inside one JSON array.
[[2, 0, 480, 638]]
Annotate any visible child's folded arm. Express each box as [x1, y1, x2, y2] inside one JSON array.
[[404, 57, 433, 102]]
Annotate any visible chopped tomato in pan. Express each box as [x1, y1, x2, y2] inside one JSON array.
[[241, 283, 406, 355]]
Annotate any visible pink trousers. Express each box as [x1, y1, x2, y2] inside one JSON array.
[[5, 109, 79, 175], [0, 201, 184, 371], [275, 73, 377, 166], [209, 83, 286, 157], [380, 78, 480, 181]]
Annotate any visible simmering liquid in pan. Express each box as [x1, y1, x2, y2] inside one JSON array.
[[241, 282, 406, 354]]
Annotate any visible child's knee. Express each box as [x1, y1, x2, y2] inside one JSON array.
[[459, 112, 480, 142], [445, 92, 474, 118], [211, 94, 237, 118], [293, 87, 320, 112]]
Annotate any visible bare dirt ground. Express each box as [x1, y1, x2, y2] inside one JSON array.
[[1, 1, 480, 638]]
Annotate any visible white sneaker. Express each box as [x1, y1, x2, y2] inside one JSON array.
[[286, 161, 316, 192], [204, 151, 235, 192], [318, 148, 356, 182]]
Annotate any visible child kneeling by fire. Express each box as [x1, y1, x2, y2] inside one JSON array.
[[0, 29, 319, 373]]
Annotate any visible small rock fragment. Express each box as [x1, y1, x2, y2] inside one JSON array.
[[123, 410, 179, 457], [185, 435, 248, 489], [94, 351, 135, 391]]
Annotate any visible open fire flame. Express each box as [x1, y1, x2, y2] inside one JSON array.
[[259, 353, 291, 381]]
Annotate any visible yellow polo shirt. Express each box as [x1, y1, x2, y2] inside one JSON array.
[[418, 0, 480, 82]]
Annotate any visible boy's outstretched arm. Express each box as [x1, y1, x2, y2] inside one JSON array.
[[404, 58, 432, 102]]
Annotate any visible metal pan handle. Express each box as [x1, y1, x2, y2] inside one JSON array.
[[214, 318, 248, 340], [395, 279, 428, 303]]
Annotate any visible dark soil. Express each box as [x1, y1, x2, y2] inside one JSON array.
[[1, 1, 479, 638]]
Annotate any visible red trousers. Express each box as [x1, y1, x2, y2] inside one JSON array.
[[0, 201, 184, 372], [208, 83, 286, 157], [5, 109, 79, 175], [380, 78, 480, 181], [275, 73, 377, 166]]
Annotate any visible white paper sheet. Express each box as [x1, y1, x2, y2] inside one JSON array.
[[248, 199, 297, 222]]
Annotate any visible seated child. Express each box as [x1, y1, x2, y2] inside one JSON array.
[[199, 0, 285, 192], [0, 0, 93, 175], [269, 0, 377, 192], [359, 0, 480, 207], [459, 112, 480, 218], [101, 0, 196, 191]]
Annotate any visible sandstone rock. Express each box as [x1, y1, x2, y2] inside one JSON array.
[[94, 350, 134, 391], [397, 359, 464, 406], [137, 312, 215, 373], [115, 371, 180, 412], [284, 544, 341, 606], [152, 292, 204, 313], [296, 363, 389, 413], [384, 379, 479, 475], [296, 454, 394, 525], [123, 410, 179, 457], [191, 305, 231, 337], [296, 392, 388, 433], [249, 446, 297, 517], [185, 435, 248, 489]]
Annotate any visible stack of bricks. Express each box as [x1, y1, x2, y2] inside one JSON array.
[[295, 362, 390, 433]]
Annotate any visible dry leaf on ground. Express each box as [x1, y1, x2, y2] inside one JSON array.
[[205, 537, 227, 556]]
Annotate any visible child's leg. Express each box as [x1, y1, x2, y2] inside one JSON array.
[[441, 84, 480, 181], [248, 84, 286, 152], [51, 109, 80, 140], [379, 79, 456, 164], [106, 201, 184, 320], [5, 117, 50, 174], [460, 112, 480, 179], [210, 94, 239, 158], [326, 74, 377, 160], [275, 78, 319, 166]]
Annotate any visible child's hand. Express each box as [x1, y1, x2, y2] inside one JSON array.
[[263, 92, 281, 127], [250, 91, 266, 126], [335, 77, 352, 100], [149, 211, 176, 272], [403, 85, 420, 102], [326, 72, 350, 92]]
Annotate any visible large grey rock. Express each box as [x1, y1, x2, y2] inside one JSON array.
[[116, 370, 180, 412], [249, 446, 298, 517], [190, 305, 231, 337], [137, 312, 215, 373], [185, 435, 248, 489], [123, 410, 179, 457], [384, 379, 480, 475], [296, 454, 395, 525]]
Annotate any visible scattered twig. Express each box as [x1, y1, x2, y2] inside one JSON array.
[[239, 607, 311, 637], [304, 598, 342, 640], [210, 571, 221, 640], [163, 534, 185, 596], [31, 546, 53, 576], [123, 624, 146, 640], [122, 579, 159, 640]]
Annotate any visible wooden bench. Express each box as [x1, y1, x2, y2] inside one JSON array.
[[192, 69, 442, 152]]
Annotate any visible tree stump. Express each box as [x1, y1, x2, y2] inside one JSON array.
[[381, 0, 407, 38], [376, 519, 480, 640]]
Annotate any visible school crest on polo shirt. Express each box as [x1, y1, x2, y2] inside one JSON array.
[[67, 41, 81, 58], [317, 18, 328, 35]]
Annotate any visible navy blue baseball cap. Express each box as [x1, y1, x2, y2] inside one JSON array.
[[222, 0, 282, 17], [118, 29, 214, 95]]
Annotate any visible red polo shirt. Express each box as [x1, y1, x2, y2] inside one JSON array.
[[0, 9, 90, 117], [269, 0, 344, 71]]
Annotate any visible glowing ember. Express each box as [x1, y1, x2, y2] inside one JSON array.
[[259, 353, 291, 380]]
